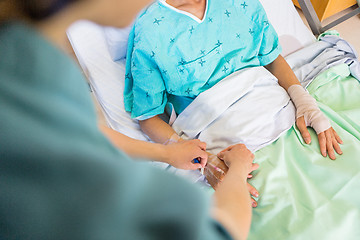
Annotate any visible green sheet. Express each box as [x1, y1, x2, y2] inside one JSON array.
[[248, 64, 360, 239]]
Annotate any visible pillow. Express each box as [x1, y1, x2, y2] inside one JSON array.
[[67, 20, 149, 141], [259, 0, 316, 56], [103, 25, 131, 61]]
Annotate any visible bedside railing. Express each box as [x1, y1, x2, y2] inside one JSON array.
[[298, 0, 360, 35]]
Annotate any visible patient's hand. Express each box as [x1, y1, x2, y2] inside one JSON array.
[[296, 117, 343, 160], [204, 154, 228, 189]]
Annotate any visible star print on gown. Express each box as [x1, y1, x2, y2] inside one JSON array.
[[224, 10, 231, 17], [153, 18, 162, 25], [124, 0, 282, 119]]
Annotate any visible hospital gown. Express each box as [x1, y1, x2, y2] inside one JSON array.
[[0, 22, 232, 240], [125, 0, 282, 119]]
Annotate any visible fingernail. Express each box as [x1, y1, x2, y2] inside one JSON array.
[[252, 202, 257, 208], [254, 191, 259, 198]]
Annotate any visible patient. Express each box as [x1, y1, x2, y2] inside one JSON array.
[[124, 0, 343, 185]]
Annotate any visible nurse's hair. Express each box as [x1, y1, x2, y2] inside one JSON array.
[[15, 0, 80, 20]]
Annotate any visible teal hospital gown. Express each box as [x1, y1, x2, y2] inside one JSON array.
[[124, 0, 282, 119], [0, 22, 232, 240]]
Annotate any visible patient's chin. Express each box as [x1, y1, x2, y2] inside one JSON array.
[[279, 35, 303, 56]]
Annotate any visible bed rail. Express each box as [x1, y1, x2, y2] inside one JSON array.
[[297, 0, 360, 35]]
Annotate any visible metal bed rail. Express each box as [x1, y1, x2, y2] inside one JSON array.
[[297, 0, 360, 35]]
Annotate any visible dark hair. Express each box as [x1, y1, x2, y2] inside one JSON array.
[[16, 0, 79, 20]]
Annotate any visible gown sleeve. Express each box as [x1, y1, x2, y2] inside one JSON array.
[[124, 26, 168, 120], [256, 4, 282, 66]]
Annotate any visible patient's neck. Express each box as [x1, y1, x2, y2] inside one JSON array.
[[165, 0, 206, 20]]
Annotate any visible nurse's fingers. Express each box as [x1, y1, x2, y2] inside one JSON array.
[[251, 198, 257, 208], [251, 163, 259, 172], [218, 144, 236, 154], [247, 183, 259, 198], [194, 139, 207, 151], [194, 150, 208, 168]]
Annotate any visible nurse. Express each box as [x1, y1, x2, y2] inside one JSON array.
[[125, 0, 343, 161], [0, 0, 258, 239]]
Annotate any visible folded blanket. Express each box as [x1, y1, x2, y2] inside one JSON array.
[[172, 66, 295, 153]]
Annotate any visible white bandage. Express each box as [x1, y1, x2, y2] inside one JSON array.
[[287, 84, 331, 134]]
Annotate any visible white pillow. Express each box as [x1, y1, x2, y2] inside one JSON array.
[[103, 26, 131, 61], [67, 21, 149, 141], [259, 0, 316, 56]]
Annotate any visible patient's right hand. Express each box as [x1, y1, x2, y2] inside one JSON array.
[[204, 154, 228, 189]]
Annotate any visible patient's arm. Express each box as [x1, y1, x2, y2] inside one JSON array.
[[265, 55, 343, 160], [139, 115, 178, 144], [100, 125, 207, 170]]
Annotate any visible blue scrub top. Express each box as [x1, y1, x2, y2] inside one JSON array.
[[124, 0, 281, 119], [0, 22, 232, 240]]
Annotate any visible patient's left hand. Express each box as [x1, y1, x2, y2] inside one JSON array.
[[296, 116, 343, 160]]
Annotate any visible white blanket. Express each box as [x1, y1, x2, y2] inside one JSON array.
[[172, 66, 296, 153]]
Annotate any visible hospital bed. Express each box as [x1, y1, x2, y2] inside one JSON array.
[[67, 0, 360, 239]]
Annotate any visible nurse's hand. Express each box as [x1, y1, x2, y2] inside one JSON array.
[[205, 145, 259, 207], [217, 144, 259, 207], [296, 116, 343, 160], [163, 139, 208, 170]]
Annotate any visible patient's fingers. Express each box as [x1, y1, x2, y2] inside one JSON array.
[[332, 128, 343, 144], [318, 128, 343, 160], [331, 129, 343, 156], [325, 130, 336, 160], [296, 117, 311, 144], [247, 183, 259, 198], [318, 132, 327, 157]]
